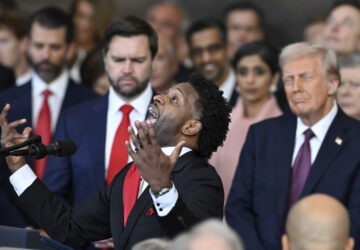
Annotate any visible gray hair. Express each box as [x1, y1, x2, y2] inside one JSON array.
[[131, 238, 169, 250], [280, 42, 340, 81], [169, 219, 244, 250], [339, 52, 360, 68]]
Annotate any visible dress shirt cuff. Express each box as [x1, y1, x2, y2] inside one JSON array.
[[149, 183, 178, 217], [9, 164, 37, 196]]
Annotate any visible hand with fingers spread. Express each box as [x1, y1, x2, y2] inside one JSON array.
[[0, 104, 32, 172], [125, 120, 185, 194]]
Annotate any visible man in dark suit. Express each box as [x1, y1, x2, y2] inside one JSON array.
[[225, 42, 360, 250], [0, 7, 97, 228], [43, 17, 157, 216], [186, 18, 238, 108], [0, 72, 231, 250]]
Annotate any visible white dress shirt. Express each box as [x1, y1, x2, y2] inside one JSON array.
[[9, 146, 192, 217], [219, 69, 236, 102], [16, 69, 33, 86], [291, 101, 338, 166], [31, 70, 69, 132], [105, 83, 153, 179]]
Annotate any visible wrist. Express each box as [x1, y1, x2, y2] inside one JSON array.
[[150, 181, 173, 197]]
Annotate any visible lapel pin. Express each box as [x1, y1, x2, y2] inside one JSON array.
[[335, 137, 343, 145]]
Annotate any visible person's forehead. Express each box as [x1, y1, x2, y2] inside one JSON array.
[[330, 4, 360, 20], [170, 82, 198, 97], [227, 9, 259, 23], [30, 23, 66, 42], [283, 55, 321, 74], [149, 5, 183, 21], [191, 28, 223, 46], [0, 27, 16, 38], [108, 35, 150, 54], [340, 65, 360, 77]]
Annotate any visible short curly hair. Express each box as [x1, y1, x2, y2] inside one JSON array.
[[189, 73, 231, 158]]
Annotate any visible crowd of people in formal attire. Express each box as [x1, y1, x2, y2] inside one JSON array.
[[1, 0, 360, 249]]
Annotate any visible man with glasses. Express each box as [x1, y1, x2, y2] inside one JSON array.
[[186, 19, 237, 107]]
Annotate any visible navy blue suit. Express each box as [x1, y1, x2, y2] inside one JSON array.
[[225, 109, 360, 250], [43, 93, 153, 205], [0, 79, 98, 227]]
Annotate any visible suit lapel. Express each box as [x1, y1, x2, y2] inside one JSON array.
[[88, 95, 108, 189], [117, 152, 192, 249], [301, 110, 348, 196], [274, 114, 296, 227]]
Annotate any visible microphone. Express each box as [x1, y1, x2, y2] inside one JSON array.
[[9, 140, 77, 159]]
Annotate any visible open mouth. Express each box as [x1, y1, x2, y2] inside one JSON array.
[[148, 104, 159, 123]]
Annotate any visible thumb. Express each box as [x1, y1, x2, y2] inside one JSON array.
[[23, 127, 32, 137], [169, 141, 185, 165]]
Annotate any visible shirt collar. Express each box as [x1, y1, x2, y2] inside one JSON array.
[[296, 100, 338, 141], [32, 70, 69, 97], [108, 82, 152, 117], [219, 69, 236, 101], [161, 146, 192, 156]]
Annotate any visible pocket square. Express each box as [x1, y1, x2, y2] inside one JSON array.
[[146, 208, 154, 216]]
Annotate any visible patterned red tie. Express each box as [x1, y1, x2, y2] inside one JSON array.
[[34, 89, 52, 179], [288, 128, 315, 208], [106, 104, 134, 186], [123, 163, 141, 226]]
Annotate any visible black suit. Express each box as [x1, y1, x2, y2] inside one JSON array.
[[17, 151, 223, 250]]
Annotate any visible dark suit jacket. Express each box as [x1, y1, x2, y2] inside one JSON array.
[[18, 151, 223, 250], [0, 79, 98, 227], [225, 109, 360, 250], [43, 93, 154, 205]]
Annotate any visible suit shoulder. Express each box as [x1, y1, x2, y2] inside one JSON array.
[[63, 95, 106, 117], [250, 113, 295, 131]]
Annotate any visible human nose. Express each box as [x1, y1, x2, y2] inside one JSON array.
[[201, 50, 211, 63], [245, 72, 255, 84], [123, 60, 133, 74], [153, 95, 165, 105], [40, 46, 51, 60], [292, 77, 302, 92]]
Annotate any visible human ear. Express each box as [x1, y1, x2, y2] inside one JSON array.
[[281, 234, 291, 250], [326, 75, 340, 95], [182, 119, 202, 136]]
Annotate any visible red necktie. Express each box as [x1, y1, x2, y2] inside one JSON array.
[[123, 163, 141, 226], [288, 128, 315, 209], [34, 89, 52, 179], [106, 104, 134, 186]]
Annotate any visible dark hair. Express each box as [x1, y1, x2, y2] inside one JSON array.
[[0, 11, 27, 39], [331, 0, 360, 11], [103, 16, 158, 58], [223, 2, 265, 32], [186, 18, 227, 47], [28, 6, 74, 44], [189, 73, 231, 158], [232, 41, 279, 74], [80, 45, 105, 89]]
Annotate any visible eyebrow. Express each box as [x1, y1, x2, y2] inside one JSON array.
[[173, 87, 186, 96]]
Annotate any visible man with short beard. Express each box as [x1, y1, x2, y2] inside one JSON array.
[[42, 16, 157, 249], [186, 18, 238, 108], [0, 7, 97, 228]]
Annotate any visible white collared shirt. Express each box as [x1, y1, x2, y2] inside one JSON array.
[[219, 69, 236, 102], [291, 101, 338, 166], [9, 147, 192, 217], [31, 70, 69, 132], [105, 83, 153, 179], [16, 69, 33, 86]]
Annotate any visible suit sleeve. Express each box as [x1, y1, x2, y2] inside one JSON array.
[[43, 112, 72, 203], [18, 177, 113, 246], [225, 126, 265, 250], [158, 159, 224, 237]]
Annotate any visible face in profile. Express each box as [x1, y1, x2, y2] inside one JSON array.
[[226, 9, 263, 56], [28, 22, 68, 83], [147, 82, 199, 147], [337, 66, 360, 120], [150, 36, 177, 93], [103, 35, 152, 99], [283, 55, 338, 125], [190, 28, 228, 86], [236, 54, 273, 104], [324, 4, 360, 55]]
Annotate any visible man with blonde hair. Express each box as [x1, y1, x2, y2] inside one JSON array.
[[226, 42, 360, 250], [282, 194, 354, 250]]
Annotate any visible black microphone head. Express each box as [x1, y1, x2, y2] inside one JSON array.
[[54, 140, 77, 156]]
